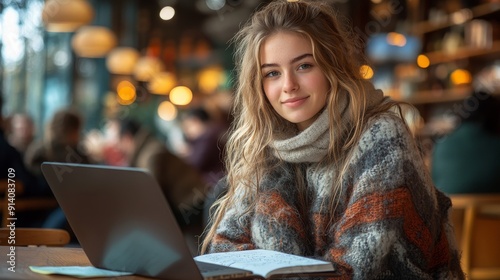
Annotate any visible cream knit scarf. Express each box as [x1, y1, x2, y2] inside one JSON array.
[[271, 83, 384, 163]]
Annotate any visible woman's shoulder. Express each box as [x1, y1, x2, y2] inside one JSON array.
[[364, 112, 411, 137], [355, 112, 414, 148]]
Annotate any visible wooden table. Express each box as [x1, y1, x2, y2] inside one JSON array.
[[0, 246, 340, 279], [0, 246, 151, 279]]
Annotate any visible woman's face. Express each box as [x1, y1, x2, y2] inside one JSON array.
[[260, 31, 329, 131]]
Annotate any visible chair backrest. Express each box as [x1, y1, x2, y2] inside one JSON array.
[[449, 194, 500, 280], [0, 179, 59, 227], [0, 178, 25, 192], [0, 179, 23, 227], [0, 228, 70, 246]]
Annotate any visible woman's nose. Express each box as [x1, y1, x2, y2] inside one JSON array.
[[283, 73, 299, 93]]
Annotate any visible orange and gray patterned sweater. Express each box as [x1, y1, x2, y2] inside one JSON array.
[[207, 111, 465, 279]]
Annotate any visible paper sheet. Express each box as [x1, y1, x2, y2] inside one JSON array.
[[29, 266, 133, 278]]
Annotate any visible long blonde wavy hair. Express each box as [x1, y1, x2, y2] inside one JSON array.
[[201, 0, 405, 253]]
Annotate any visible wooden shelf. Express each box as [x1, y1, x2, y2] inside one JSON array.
[[425, 40, 500, 65], [393, 87, 472, 105], [411, 2, 500, 35]]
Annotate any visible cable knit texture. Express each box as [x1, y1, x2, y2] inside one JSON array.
[[271, 107, 331, 163], [208, 90, 464, 279]]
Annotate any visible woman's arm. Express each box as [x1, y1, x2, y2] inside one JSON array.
[[208, 180, 256, 253], [324, 114, 464, 280], [208, 208, 256, 252]]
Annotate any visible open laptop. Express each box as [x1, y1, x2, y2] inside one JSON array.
[[41, 162, 252, 280]]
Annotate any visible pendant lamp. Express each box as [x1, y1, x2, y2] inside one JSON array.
[[71, 26, 117, 58], [42, 0, 94, 32]]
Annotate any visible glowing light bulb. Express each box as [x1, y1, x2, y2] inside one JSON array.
[[170, 86, 193, 105], [360, 65, 374, 79], [160, 6, 175, 21], [417, 54, 430, 69]]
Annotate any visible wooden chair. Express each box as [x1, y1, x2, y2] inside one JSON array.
[[0, 228, 70, 246], [449, 194, 500, 280], [0, 179, 59, 227]]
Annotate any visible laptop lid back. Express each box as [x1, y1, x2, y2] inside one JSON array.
[[41, 162, 203, 280]]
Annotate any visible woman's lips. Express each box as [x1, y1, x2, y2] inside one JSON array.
[[282, 96, 309, 107]]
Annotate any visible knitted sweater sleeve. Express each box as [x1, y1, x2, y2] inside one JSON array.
[[208, 187, 256, 253], [325, 114, 464, 279]]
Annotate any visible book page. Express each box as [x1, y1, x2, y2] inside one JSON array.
[[194, 249, 334, 278]]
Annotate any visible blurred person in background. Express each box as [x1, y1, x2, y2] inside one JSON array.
[[25, 108, 91, 176], [24, 108, 92, 234], [432, 91, 500, 194], [84, 118, 127, 166], [5, 112, 35, 156], [180, 106, 227, 188], [0, 94, 50, 227], [180, 106, 229, 227], [117, 118, 207, 254]]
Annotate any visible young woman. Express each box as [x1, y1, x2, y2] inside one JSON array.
[[201, 0, 464, 279]]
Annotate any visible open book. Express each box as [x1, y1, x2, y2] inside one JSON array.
[[194, 249, 336, 279]]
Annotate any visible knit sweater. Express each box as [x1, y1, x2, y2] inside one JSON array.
[[208, 110, 464, 279]]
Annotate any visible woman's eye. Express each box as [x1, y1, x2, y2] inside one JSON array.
[[264, 71, 279, 78], [298, 63, 312, 70]]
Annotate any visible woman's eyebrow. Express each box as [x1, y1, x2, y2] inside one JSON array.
[[260, 53, 313, 69]]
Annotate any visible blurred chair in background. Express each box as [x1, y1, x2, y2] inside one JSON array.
[[0, 180, 58, 228], [449, 194, 500, 279], [0, 227, 70, 247]]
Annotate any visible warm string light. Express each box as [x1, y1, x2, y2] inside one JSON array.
[[386, 32, 407, 47], [116, 80, 136, 105], [170, 86, 193, 106], [450, 69, 472, 85], [360, 65, 374, 80], [417, 55, 430, 69]]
